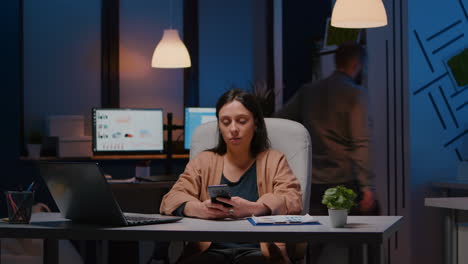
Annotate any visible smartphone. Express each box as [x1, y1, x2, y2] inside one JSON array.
[[208, 184, 233, 207]]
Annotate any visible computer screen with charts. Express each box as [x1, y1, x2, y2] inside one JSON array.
[[92, 108, 164, 154], [184, 107, 217, 149]]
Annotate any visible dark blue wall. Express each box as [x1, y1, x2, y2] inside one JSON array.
[[1, 0, 21, 163], [23, 1, 101, 136], [0, 0, 33, 217], [409, 0, 468, 263], [282, 1, 331, 102], [198, 0, 255, 107]]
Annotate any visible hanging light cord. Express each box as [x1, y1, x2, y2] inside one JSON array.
[[169, 0, 173, 29]]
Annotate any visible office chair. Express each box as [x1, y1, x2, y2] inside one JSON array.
[[150, 118, 312, 264], [190, 117, 312, 213], [190, 117, 312, 263]]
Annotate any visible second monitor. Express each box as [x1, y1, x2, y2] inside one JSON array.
[[184, 107, 217, 149], [92, 108, 164, 154]]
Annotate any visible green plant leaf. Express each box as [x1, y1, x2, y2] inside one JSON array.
[[321, 185, 357, 210]]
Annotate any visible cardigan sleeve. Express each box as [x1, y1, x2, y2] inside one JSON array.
[[159, 156, 204, 215], [257, 152, 303, 215]]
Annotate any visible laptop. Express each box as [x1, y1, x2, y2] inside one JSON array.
[[38, 162, 182, 226]]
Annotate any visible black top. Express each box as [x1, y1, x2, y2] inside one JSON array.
[[211, 162, 259, 249], [221, 162, 258, 201]]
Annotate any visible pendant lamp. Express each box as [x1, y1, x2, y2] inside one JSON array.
[[151, 0, 191, 68], [151, 29, 191, 68], [331, 0, 387, 28]]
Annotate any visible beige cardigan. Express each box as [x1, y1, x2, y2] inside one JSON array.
[[160, 149, 303, 262]]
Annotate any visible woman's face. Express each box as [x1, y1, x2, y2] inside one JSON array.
[[218, 100, 256, 152]]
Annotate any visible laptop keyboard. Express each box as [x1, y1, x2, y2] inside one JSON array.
[[125, 215, 163, 225], [123, 212, 182, 225]]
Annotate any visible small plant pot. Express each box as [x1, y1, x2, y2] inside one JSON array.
[[27, 144, 42, 160], [328, 209, 348, 228]]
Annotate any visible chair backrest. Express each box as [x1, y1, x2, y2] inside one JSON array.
[[190, 117, 312, 213]]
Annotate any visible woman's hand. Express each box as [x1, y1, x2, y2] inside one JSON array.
[[184, 199, 231, 219], [217, 197, 270, 218]]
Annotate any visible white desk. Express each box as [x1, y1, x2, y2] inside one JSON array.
[[425, 197, 468, 264], [432, 181, 468, 191], [429, 180, 468, 264], [0, 213, 403, 264], [425, 197, 468, 211]]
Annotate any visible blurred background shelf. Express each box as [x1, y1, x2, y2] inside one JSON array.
[[20, 153, 189, 161]]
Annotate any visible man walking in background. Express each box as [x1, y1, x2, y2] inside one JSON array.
[[275, 42, 379, 262]]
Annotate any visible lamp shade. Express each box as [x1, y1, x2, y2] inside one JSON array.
[[151, 29, 191, 68], [331, 0, 387, 28]]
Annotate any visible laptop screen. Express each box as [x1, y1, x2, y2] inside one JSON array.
[[39, 162, 183, 226], [39, 162, 127, 226]]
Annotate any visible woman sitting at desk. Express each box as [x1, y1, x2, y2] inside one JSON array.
[[160, 89, 303, 264]]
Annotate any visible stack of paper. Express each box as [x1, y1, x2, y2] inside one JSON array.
[[248, 214, 319, 225]]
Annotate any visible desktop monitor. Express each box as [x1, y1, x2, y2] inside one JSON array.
[[320, 17, 362, 78], [92, 108, 164, 154], [184, 107, 217, 149], [323, 17, 361, 50], [445, 47, 467, 89]]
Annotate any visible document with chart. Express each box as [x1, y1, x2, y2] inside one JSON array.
[[248, 214, 320, 226]]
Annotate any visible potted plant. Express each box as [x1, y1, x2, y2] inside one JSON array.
[[27, 130, 43, 159], [321, 185, 357, 227]]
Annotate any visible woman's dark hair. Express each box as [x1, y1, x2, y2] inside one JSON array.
[[210, 88, 270, 156]]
